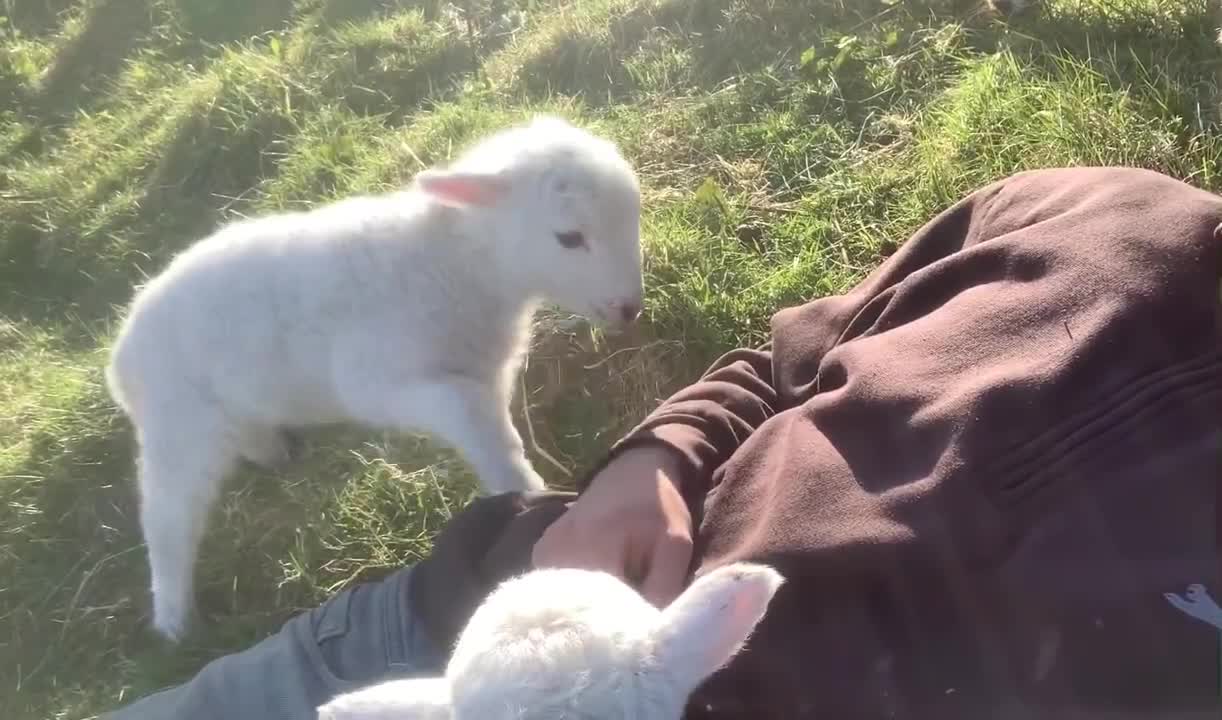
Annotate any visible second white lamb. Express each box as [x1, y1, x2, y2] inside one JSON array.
[[317, 562, 785, 720]]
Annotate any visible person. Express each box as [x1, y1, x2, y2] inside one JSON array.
[[106, 166, 1221, 719]]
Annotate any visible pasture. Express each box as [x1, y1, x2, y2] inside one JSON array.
[[0, 1, 1217, 717]]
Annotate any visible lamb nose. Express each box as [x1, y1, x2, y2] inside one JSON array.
[[620, 302, 641, 323]]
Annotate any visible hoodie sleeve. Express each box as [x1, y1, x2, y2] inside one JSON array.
[[578, 344, 780, 518], [573, 176, 1001, 517]]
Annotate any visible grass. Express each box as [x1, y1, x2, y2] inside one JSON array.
[[0, 0, 1219, 716]]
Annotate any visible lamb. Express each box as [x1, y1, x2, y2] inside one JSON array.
[[104, 115, 645, 642], [316, 562, 785, 720]]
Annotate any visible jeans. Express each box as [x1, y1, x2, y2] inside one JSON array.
[[104, 566, 443, 720]]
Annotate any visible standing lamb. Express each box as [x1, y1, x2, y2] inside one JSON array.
[[104, 115, 645, 642], [317, 562, 785, 720]]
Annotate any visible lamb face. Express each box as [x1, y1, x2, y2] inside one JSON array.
[[413, 115, 645, 329]]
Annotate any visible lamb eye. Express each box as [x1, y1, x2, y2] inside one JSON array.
[[555, 230, 586, 249]]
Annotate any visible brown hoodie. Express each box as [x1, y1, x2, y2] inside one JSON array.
[[410, 166, 1222, 719]]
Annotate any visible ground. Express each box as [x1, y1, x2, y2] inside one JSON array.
[[0, 0, 1218, 717]]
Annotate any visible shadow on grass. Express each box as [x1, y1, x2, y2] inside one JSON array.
[[486, 0, 985, 103], [0, 402, 149, 717], [0, 383, 479, 718], [4, 0, 482, 160], [3, 0, 78, 37], [167, 0, 297, 46], [0, 7, 490, 336], [22, 0, 157, 123], [999, 0, 1221, 124], [311, 14, 478, 123], [0, 197, 218, 353], [489, 0, 1219, 132], [0, 94, 296, 336]]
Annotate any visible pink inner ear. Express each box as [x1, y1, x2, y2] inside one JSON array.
[[418, 171, 506, 207], [656, 565, 783, 687], [708, 575, 777, 659]]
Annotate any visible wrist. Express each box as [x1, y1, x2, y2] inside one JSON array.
[[609, 443, 685, 486], [578, 431, 698, 501]]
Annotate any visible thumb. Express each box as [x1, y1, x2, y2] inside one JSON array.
[[640, 531, 693, 608]]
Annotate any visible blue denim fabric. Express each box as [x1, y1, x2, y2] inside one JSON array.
[[104, 566, 443, 720]]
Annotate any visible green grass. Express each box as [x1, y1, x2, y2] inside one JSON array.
[[1, 0, 1219, 716]]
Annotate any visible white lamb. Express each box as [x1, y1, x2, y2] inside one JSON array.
[[317, 562, 785, 720], [104, 115, 644, 642]]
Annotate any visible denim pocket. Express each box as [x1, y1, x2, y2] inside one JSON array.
[[296, 580, 391, 690], [301, 567, 443, 693], [312, 583, 353, 644], [320, 579, 400, 684]]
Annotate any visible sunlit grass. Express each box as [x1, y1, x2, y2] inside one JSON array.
[[1, 0, 1219, 717]]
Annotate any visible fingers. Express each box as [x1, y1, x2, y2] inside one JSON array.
[[640, 529, 693, 608]]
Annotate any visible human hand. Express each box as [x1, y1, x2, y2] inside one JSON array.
[[531, 445, 694, 607]]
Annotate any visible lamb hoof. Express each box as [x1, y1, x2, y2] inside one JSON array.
[[152, 603, 195, 644]]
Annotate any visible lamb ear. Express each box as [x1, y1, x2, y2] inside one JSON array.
[[651, 563, 784, 694], [414, 168, 509, 208], [316, 677, 453, 720]]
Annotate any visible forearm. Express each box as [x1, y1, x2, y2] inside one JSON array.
[[581, 345, 779, 516]]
